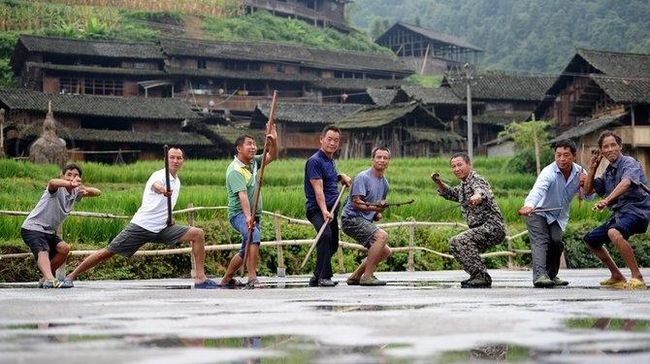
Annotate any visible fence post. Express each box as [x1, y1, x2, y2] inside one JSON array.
[[187, 203, 197, 279], [274, 211, 286, 277], [507, 237, 514, 269], [407, 224, 415, 272]]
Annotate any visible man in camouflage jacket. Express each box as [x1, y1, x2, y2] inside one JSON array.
[[432, 152, 506, 288]]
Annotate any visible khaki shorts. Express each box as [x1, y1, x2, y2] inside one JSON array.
[[107, 223, 190, 257]]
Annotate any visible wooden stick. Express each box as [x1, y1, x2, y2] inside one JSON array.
[[299, 185, 347, 270], [241, 90, 278, 275], [163, 145, 173, 226]]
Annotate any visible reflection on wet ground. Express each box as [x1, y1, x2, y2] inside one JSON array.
[[315, 304, 430, 312], [566, 317, 650, 332]]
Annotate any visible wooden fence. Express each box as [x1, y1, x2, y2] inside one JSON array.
[[0, 205, 531, 277]]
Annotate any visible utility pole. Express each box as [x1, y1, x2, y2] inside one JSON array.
[[464, 63, 476, 161]]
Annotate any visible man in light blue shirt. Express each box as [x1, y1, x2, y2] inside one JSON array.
[[518, 139, 590, 288]]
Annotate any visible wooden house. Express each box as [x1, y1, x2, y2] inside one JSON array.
[[244, 0, 352, 32], [161, 37, 411, 114], [536, 48, 650, 171], [442, 71, 555, 154], [250, 102, 361, 156], [336, 102, 464, 158], [10, 35, 168, 98], [0, 88, 213, 162], [375, 22, 483, 74]]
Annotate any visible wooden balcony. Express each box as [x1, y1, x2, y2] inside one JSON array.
[[614, 125, 650, 147]]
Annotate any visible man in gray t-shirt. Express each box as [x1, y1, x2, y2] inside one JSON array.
[[341, 147, 392, 286], [21, 163, 101, 288]]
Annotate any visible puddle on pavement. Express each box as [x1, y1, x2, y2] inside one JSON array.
[[565, 317, 650, 332], [315, 304, 429, 312]]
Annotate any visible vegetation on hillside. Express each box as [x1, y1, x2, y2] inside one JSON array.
[[0, 0, 392, 87], [349, 0, 650, 72]]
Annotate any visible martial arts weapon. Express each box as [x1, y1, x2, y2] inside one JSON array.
[[299, 185, 347, 270], [163, 145, 173, 226], [533, 207, 563, 213], [241, 90, 278, 276], [357, 199, 415, 209]]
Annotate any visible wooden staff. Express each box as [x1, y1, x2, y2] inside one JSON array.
[[299, 185, 347, 270], [163, 145, 173, 226], [241, 91, 278, 275]]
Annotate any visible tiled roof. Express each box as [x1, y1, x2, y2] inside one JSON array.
[[550, 113, 627, 142], [255, 102, 362, 124], [165, 66, 319, 82], [13, 124, 211, 146], [366, 88, 400, 106], [160, 38, 412, 75], [16, 35, 162, 60], [590, 76, 650, 104], [471, 111, 532, 125], [401, 85, 467, 105], [577, 48, 650, 78], [336, 102, 445, 129], [378, 22, 483, 52], [0, 88, 197, 120], [405, 127, 464, 143], [444, 71, 556, 101], [311, 78, 403, 90]]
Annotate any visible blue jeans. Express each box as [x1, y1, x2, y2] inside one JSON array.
[[230, 213, 261, 258]]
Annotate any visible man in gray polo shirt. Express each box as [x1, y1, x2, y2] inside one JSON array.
[[341, 147, 392, 286], [64, 147, 217, 289], [21, 163, 101, 288]]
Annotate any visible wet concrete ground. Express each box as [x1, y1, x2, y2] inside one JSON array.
[[1, 269, 650, 363]]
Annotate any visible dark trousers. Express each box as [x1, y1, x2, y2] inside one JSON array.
[[526, 214, 564, 280], [307, 208, 339, 280]]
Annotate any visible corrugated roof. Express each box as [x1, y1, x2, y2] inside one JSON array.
[[336, 102, 445, 129], [17, 35, 162, 60], [256, 102, 362, 124], [444, 71, 556, 101], [0, 88, 197, 120], [378, 22, 483, 52], [549, 113, 627, 142], [160, 38, 412, 75]]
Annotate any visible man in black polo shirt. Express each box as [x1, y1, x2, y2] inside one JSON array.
[[304, 125, 351, 287]]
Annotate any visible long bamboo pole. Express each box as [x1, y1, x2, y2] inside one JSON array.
[[240, 90, 278, 275]]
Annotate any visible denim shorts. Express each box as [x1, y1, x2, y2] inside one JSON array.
[[230, 213, 261, 258], [584, 213, 649, 248]]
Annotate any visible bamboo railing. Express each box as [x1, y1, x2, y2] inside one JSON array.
[[0, 205, 531, 274]]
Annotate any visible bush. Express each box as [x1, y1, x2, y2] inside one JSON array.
[[504, 148, 554, 175]]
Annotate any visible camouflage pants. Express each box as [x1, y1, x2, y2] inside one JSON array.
[[449, 222, 506, 276]]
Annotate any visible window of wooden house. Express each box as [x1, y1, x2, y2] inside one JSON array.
[[84, 78, 123, 96], [198, 59, 207, 69], [277, 64, 286, 73], [60, 78, 80, 94]]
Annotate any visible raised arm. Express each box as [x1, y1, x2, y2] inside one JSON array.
[[47, 178, 79, 193], [264, 121, 279, 165], [78, 184, 102, 197]]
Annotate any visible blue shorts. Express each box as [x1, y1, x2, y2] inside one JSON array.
[[230, 213, 261, 258], [584, 214, 649, 248]]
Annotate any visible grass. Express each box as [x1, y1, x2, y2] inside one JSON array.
[[0, 157, 605, 244]]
